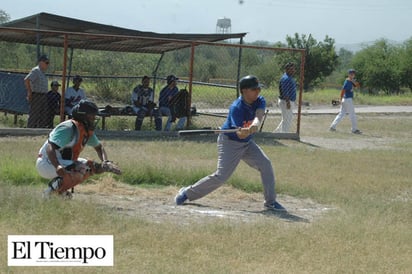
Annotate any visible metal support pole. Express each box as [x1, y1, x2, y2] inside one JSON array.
[[235, 37, 244, 98]]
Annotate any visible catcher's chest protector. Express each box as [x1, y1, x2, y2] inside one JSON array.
[[60, 120, 94, 161]]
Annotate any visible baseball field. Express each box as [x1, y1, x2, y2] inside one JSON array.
[[0, 111, 411, 273]]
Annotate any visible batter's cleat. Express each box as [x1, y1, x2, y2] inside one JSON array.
[[175, 187, 188, 205], [264, 201, 287, 212], [329, 127, 336, 132], [352, 129, 362, 134], [102, 161, 122, 175]]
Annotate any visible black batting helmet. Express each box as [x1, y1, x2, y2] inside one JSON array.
[[239, 75, 262, 90]]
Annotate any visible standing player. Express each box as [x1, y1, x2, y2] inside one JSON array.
[[175, 75, 286, 211], [36, 99, 121, 198], [274, 62, 297, 133], [329, 69, 362, 134], [24, 54, 50, 128]]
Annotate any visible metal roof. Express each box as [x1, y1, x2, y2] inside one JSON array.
[[0, 12, 247, 53]]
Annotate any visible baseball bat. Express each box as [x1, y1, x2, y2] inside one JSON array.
[[178, 128, 240, 136], [259, 109, 269, 132]]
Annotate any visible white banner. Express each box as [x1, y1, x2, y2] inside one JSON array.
[[8, 235, 113, 266]]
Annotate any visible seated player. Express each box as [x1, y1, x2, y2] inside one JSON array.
[[131, 76, 162, 130]]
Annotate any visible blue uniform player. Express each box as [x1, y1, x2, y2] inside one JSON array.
[[175, 75, 286, 211], [329, 69, 362, 134], [275, 62, 297, 133]]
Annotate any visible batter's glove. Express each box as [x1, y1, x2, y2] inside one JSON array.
[[236, 127, 251, 139], [101, 160, 122, 175]]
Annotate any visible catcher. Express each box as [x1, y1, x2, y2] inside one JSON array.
[[36, 99, 121, 198]]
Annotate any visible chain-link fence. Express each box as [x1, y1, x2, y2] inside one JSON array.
[[0, 27, 305, 137]]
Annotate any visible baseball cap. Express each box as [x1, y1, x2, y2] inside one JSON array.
[[51, 80, 61, 87], [348, 69, 356, 74], [166, 75, 179, 84], [239, 75, 262, 90], [38, 54, 49, 62], [284, 62, 295, 70], [73, 75, 83, 82]]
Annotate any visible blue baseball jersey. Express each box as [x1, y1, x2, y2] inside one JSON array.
[[279, 73, 296, 101], [222, 95, 266, 142], [342, 79, 355, 99], [159, 86, 179, 107]]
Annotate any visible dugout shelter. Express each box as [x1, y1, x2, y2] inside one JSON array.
[[0, 13, 305, 139], [0, 12, 246, 123]]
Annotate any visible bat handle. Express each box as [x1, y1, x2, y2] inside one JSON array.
[[259, 109, 269, 132]]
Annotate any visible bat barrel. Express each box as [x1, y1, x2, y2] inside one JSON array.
[[178, 128, 239, 136]]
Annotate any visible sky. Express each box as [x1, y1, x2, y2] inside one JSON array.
[[2, 0, 412, 45]]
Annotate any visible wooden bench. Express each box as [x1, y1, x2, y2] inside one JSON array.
[[98, 106, 197, 130]]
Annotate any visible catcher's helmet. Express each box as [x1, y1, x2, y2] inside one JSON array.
[[71, 99, 100, 130], [239, 75, 261, 90]]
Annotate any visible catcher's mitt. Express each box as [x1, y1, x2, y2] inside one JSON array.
[[101, 160, 122, 175]]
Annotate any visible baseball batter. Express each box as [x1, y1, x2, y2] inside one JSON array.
[[329, 69, 362, 134], [175, 75, 286, 211]]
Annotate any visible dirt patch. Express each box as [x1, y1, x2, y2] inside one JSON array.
[[72, 177, 334, 225]]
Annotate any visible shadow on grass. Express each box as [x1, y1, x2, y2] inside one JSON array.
[[260, 210, 310, 223], [298, 139, 321, 148], [184, 202, 309, 223]]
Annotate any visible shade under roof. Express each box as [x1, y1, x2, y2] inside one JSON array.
[[0, 12, 247, 53]]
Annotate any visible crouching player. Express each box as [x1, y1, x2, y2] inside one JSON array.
[[36, 99, 121, 198]]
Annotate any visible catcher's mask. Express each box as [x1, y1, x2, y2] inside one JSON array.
[[71, 99, 101, 130]]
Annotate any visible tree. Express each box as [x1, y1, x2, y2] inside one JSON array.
[[0, 9, 10, 24], [399, 38, 412, 92], [285, 33, 338, 91], [351, 39, 402, 94], [337, 48, 353, 71]]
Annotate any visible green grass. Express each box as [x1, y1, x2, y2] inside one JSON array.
[[303, 88, 412, 105], [0, 114, 411, 273]]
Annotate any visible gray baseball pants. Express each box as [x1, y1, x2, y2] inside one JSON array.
[[185, 134, 276, 205]]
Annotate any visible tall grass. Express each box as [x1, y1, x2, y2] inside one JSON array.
[[0, 114, 411, 273]]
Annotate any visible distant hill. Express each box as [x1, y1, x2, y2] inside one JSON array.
[[336, 39, 403, 53]]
